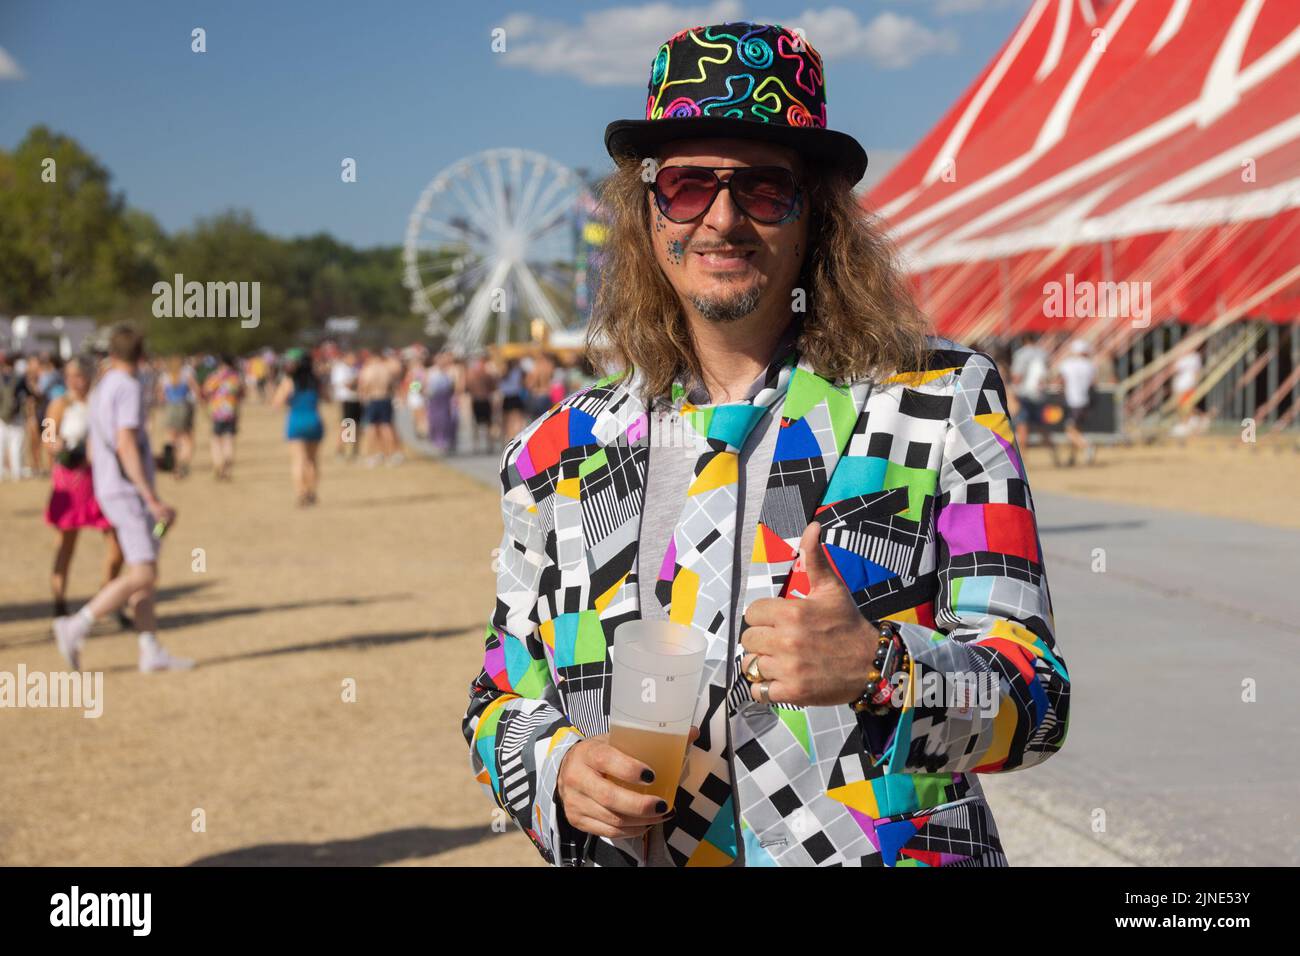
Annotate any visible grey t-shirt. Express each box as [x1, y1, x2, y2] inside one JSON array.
[[89, 367, 154, 500], [634, 346, 789, 867], [637, 393, 778, 628]]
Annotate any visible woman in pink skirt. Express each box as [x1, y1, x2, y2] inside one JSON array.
[[45, 357, 125, 619]]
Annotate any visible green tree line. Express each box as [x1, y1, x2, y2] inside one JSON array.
[[0, 125, 421, 353]]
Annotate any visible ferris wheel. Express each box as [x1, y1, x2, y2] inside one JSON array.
[[402, 148, 593, 349]]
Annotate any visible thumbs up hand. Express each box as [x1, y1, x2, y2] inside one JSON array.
[[739, 521, 879, 708]]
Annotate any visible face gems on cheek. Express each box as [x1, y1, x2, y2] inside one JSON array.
[[654, 207, 667, 233], [667, 239, 685, 265]]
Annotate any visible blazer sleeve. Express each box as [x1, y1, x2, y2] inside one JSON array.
[[461, 432, 590, 866], [865, 351, 1070, 775]]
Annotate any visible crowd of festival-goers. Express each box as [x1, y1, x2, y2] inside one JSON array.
[[4, 330, 1206, 650], [1, 338, 595, 620], [2, 333, 1212, 497], [1, 342, 600, 481]]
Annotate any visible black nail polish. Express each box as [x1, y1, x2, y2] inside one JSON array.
[[641, 768, 655, 784], [655, 800, 668, 814]]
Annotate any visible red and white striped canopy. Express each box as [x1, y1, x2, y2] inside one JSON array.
[[865, 0, 1300, 341]]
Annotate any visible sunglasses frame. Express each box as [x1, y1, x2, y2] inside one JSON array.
[[649, 164, 803, 225]]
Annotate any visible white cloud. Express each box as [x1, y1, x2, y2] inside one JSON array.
[[499, 2, 958, 86], [0, 46, 25, 81], [498, 0, 746, 87], [787, 8, 959, 68], [889, 0, 1032, 15]]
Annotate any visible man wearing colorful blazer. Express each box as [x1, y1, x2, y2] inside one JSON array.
[[462, 21, 1069, 867]]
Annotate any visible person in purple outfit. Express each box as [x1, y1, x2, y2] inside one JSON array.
[[424, 350, 459, 454]]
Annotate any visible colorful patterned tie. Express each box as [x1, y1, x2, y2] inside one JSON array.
[[654, 343, 798, 866]]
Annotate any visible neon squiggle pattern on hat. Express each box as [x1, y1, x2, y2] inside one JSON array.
[[645, 23, 826, 129]]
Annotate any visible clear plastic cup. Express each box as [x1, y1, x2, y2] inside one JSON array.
[[608, 620, 707, 807]]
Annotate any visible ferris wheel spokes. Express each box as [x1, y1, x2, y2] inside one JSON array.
[[403, 148, 593, 348]]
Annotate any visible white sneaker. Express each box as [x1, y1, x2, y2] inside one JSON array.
[[139, 643, 195, 672], [52, 615, 87, 670], [386, 452, 405, 467]]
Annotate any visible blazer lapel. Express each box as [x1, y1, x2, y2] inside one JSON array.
[[565, 360, 873, 647], [743, 360, 875, 613], [575, 372, 651, 630]]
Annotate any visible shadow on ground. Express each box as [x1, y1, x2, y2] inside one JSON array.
[[0, 581, 215, 627], [155, 592, 413, 631], [100, 624, 469, 672], [1038, 520, 1146, 534], [187, 825, 498, 865]]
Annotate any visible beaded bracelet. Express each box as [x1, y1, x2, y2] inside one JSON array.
[[850, 621, 910, 716]]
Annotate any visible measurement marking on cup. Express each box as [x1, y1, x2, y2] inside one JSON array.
[[611, 622, 708, 813]]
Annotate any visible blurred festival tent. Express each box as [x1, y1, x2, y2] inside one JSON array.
[[0, 315, 99, 358], [865, 0, 1300, 431]]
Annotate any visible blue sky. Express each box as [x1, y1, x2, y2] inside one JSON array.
[[0, 0, 1031, 248]]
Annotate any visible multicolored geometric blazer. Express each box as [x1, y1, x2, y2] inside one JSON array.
[[462, 338, 1070, 866]]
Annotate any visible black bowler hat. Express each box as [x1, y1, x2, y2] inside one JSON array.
[[604, 21, 868, 183]]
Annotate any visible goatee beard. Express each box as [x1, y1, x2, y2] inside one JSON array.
[[689, 282, 763, 323]]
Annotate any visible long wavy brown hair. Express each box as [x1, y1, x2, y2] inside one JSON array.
[[586, 154, 932, 405]]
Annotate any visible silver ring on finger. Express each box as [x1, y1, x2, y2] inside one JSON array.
[[758, 681, 772, 706]]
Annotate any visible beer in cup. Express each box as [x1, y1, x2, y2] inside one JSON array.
[[608, 620, 707, 808]]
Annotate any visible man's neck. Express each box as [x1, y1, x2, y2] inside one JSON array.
[[682, 299, 794, 404], [111, 359, 137, 375]]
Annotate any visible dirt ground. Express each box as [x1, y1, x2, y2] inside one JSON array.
[[0, 400, 543, 866], [1, 403, 1296, 866], [1020, 433, 1300, 530]]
